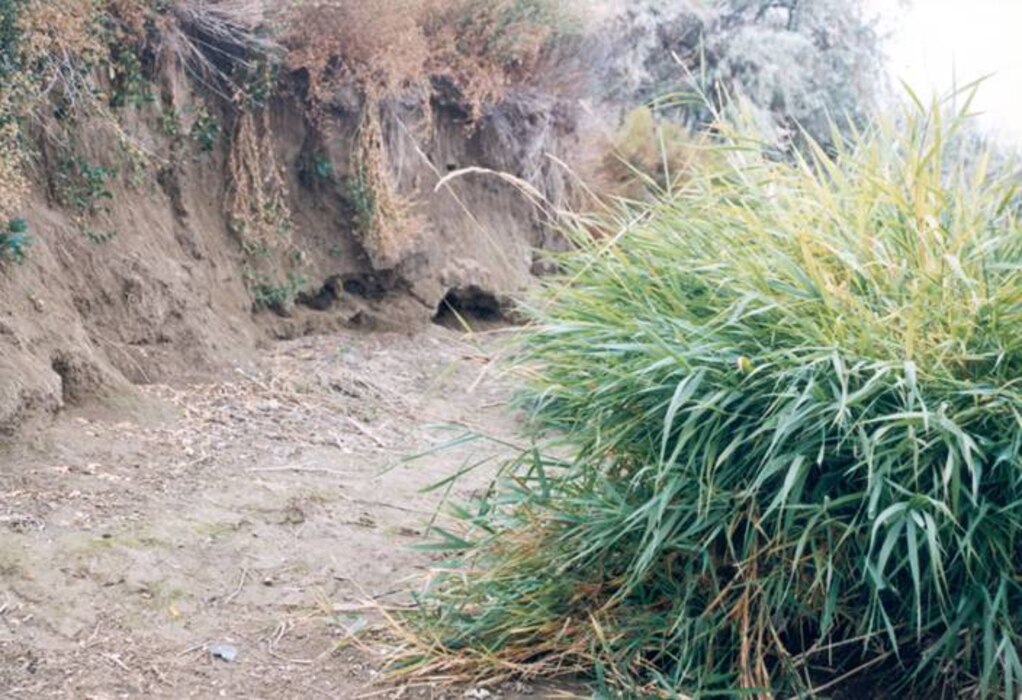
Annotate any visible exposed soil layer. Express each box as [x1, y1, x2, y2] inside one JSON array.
[[0, 325, 567, 699], [0, 76, 580, 439]]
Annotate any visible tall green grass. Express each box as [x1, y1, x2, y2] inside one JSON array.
[[396, 93, 1022, 698]]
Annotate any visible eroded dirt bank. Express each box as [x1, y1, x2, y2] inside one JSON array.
[[0, 325, 539, 699]]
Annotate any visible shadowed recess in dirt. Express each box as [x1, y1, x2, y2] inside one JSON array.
[[432, 286, 505, 328]]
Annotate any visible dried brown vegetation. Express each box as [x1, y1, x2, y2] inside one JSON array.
[[227, 108, 292, 251], [282, 1, 428, 105], [0, 0, 276, 189], [0, 118, 28, 220], [277, 0, 570, 268], [421, 0, 565, 115], [0, 0, 107, 218], [0, 0, 570, 309], [0, 0, 567, 220], [282, 0, 566, 114]]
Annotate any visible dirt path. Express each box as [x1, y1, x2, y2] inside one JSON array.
[[0, 326, 532, 699]]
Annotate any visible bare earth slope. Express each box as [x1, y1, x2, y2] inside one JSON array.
[[0, 325, 533, 699], [0, 80, 578, 439]]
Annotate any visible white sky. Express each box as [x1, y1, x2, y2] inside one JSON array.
[[868, 0, 1022, 145]]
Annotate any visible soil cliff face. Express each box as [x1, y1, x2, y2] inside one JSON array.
[[3, 0, 851, 437], [0, 64, 580, 436], [281, 84, 577, 318]]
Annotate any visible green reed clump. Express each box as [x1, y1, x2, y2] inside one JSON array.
[[396, 92, 1022, 698]]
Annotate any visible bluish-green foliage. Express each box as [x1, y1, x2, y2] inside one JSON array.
[[1, 217, 31, 263]]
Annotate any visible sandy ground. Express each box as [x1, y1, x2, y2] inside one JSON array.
[[0, 325, 549, 699]]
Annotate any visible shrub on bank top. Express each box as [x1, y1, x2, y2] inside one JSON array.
[[396, 89, 1022, 698]]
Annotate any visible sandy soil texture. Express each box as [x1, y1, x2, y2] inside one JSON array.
[[0, 325, 558, 699]]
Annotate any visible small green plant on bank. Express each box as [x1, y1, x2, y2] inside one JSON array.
[[159, 104, 219, 153], [158, 108, 182, 138], [234, 56, 280, 111], [312, 151, 334, 181], [120, 134, 154, 188], [247, 271, 307, 313], [84, 229, 116, 244], [190, 106, 220, 153], [109, 44, 154, 109], [230, 200, 293, 256], [395, 91, 1022, 699], [299, 149, 335, 188], [55, 156, 116, 215], [0, 217, 31, 263], [54, 154, 119, 244]]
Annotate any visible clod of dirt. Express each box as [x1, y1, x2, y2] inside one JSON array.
[[50, 351, 108, 405]]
